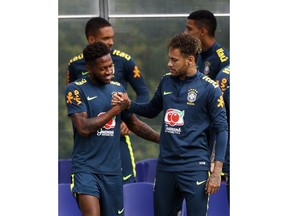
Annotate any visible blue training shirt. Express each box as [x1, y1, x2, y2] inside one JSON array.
[[67, 48, 149, 103], [197, 42, 230, 80], [65, 76, 131, 175], [129, 72, 228, 172]]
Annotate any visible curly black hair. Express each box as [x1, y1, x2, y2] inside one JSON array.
[[168, 33, 202, 59], [83, 41, 110, 65]]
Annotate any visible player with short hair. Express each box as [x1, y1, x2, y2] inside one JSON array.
[[112, 33, 228, 216], [184, 9, 230, 80], [66, 17, 150, 183], [65, 41, 159, 216]]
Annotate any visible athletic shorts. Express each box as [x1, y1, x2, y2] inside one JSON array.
[[71, 172, 124, 216], [154, 170, 209, 216]]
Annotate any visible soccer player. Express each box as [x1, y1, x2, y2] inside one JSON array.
[[112, 33, 228, 216], [211, 64, 230, 205], [184, 9, 230, 80], [65, 42, 159, 216], [185, 11, 230, 193], [220, 66, 230, 204], [66, 17, 150, 183]]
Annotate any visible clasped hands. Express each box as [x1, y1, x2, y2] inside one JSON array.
[[111, 92, 131, 109], [111, 92, 132, 136]]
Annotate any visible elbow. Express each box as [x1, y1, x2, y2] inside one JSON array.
[[77, 128, 90, 137]]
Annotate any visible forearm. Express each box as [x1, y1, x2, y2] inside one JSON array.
[[214, 130, 228, 162], [125, 116, 160, 144], [71, 105, 122, 137], [131, 122, 160, 144], [129, 101, 160, 118], [135, 87, 150, 104], [211, 160, 223, 176]]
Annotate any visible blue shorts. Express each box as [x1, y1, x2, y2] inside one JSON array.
[[154, 170, 209, 216], [71, 172, 124, 216]]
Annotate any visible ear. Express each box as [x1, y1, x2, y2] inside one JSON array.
[[86, 64, 92, 72], [187, 55, 195, 66], [87, 36, 95, 44], [201, 27, 208, 36]]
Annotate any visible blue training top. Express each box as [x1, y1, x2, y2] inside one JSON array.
[[65, 76, 131, 175], [67, 48, 149, 103], [197, 42, 230, 80], [129, 72, 228, 172]]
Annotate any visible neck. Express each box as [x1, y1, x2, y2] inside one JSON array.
[[180, 67, 197, 80], [202, 37, 216, 51]]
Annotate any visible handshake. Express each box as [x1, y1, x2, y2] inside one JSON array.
[[111, 92, 131, 110]]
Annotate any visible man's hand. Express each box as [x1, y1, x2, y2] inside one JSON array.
[[111, 92, 131, 109], [205, 161, 223, 195], [120, 121, 131, 136]]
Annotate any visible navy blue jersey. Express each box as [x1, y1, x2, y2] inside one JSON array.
[[65, 76, 130, 175], [197, 42, 230, 80], [215, 65, 230, 94], [67, 49, 149, 103], [223, 85, 230, 172], [129, 72, 228, 172]]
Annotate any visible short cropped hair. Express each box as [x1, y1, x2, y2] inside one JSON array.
[[168, 33, 202, 61], [83, 41, 110, 65], [187, 10, 217, 37], [85, 17, 112, 39]]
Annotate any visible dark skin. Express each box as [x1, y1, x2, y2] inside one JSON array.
[[184, 19, 216, 52], [70, 53, 160, 216], [66, 26, 131, 137]]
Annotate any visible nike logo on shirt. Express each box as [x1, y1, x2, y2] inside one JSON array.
[[163, 91, 172, 95], [87, 96, 97, 101]]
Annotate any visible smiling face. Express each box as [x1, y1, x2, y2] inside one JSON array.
[[87, 53, 114, 84]]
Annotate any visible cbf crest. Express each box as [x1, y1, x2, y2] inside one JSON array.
[[204, 62, 210, 76], [187, 89, 198, 105]]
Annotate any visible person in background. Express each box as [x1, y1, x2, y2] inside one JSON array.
[[184, 9, 230, 81], [66, 17, 150, 183], [65, 41, 159, 216], [210, 64, 230, 206], [185, 11, 230, 197], [220, 65, 230, 205], [112, 33, 228, 216]]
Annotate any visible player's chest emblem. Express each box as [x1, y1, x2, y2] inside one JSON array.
[[204, 62, 211, 75], [187, 89, 198, 103]]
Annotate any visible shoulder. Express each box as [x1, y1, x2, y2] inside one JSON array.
[[110, 80, 122, 86], [68, 78, 88, 88], [65, 78, 88, 94], [213, 43, 230, 54], [161, 72, 172, 79], [111, 49, 132, 61], [109, 81, 126, 92], [158, 72, 172, 83], [68, 53, 84, 65], [216, 65, 230, 80], [212, 43, 229, 63], [215, 65, 230, 92], [199, 73, 219, 89], [220, 65, 230, 74]]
